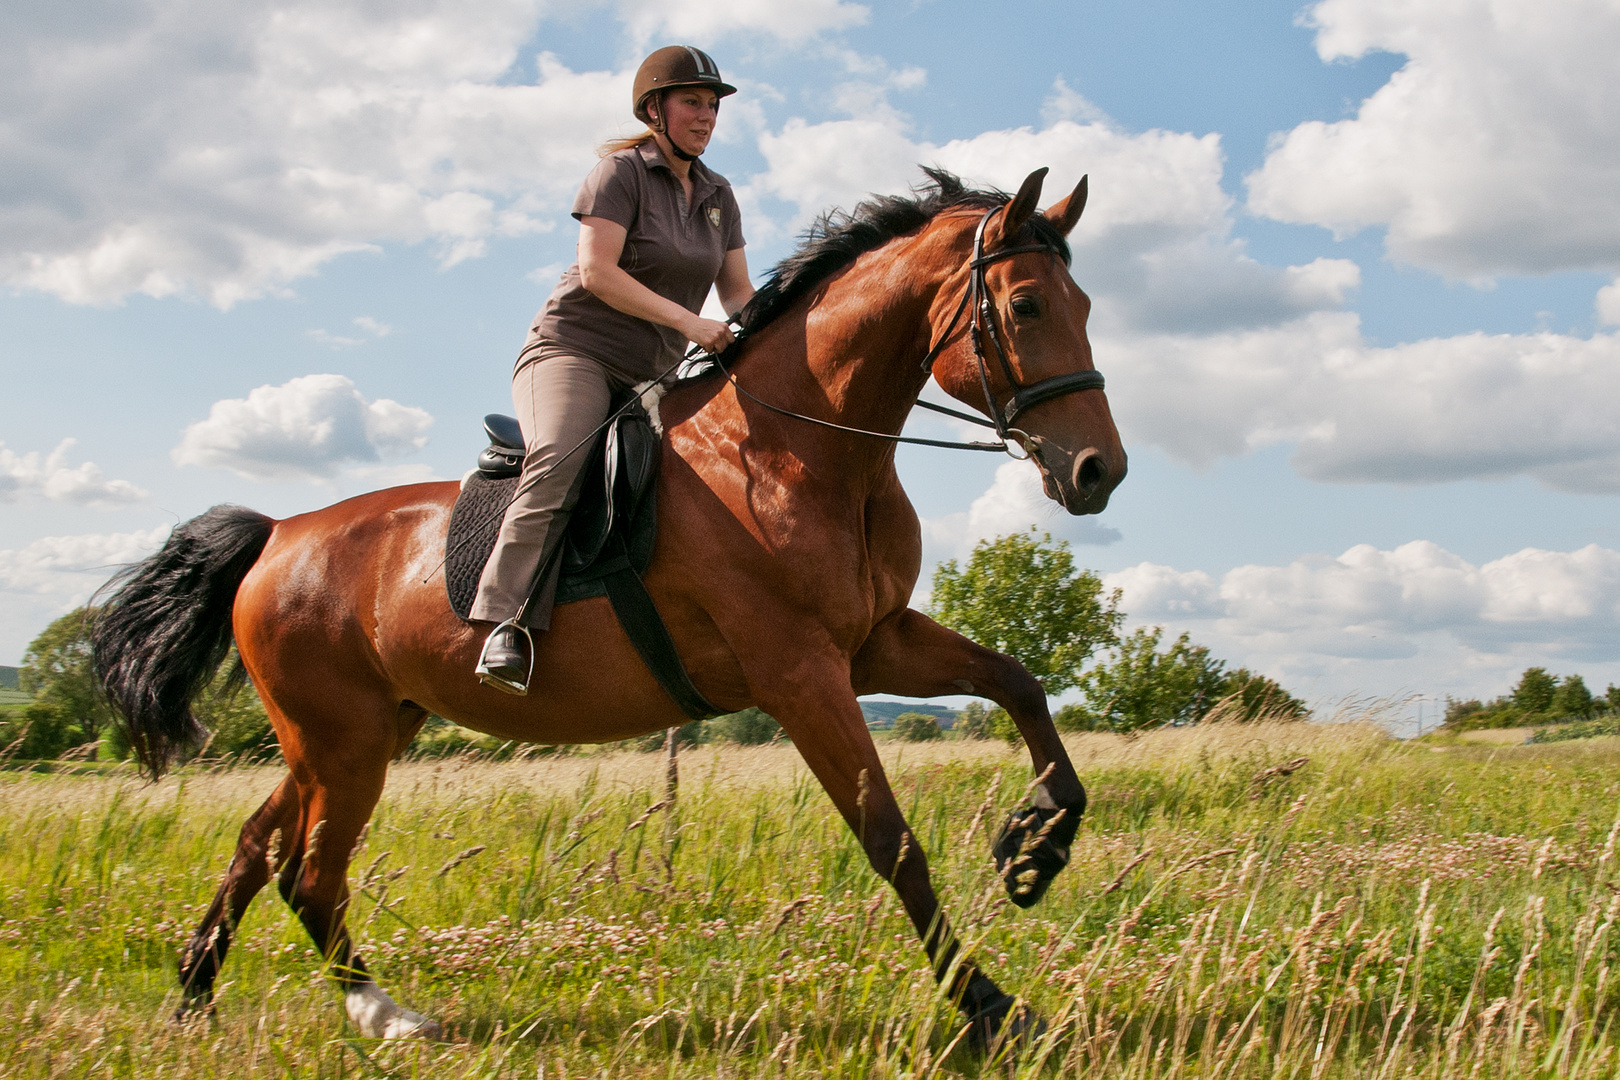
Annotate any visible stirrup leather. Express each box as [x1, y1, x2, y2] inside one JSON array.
[[475, 618, 533, 696]]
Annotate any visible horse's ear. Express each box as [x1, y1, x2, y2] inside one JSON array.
[[1002, 167, 1048, 238], [1043, 174, 1088, 236]]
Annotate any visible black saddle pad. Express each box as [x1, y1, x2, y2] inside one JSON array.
[[443, 413, 659, 621]]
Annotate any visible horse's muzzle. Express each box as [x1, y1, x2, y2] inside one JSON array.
[[1071, 448, 1119, 511], [1031, 439, 1124, 515]]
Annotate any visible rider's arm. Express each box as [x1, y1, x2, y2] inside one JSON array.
[[715, 247, 754, 321], [577, 216, 735, 352]]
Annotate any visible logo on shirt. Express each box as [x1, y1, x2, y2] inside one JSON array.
[[706, 206, 722, 228]]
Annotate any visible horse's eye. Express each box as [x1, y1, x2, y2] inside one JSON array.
[[1010, 296, 1039, 318]]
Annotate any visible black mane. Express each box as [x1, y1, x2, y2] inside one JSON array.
[[735, 167, 1071, 339]]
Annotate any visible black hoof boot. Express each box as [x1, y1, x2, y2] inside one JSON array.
[[960, 976, 1047, 1055], [171, 995, 216, 1028], [993, 804, 1078, 908], [475, 620, 533, 696]]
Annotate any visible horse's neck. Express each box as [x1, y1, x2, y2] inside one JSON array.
[[745, 231, 958, 448]]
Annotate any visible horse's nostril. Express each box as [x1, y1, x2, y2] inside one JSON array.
[[1075, 454, 1107, 496]]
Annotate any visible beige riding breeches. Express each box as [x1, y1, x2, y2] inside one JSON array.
[[469, 354, 623, 628]]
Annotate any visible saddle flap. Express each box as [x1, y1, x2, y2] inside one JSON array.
[[561, 394, 662, 575]]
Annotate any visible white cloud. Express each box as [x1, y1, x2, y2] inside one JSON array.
[[743, 107, 1356, 335], [1105, 563, 1221, 619], [0, 527, 170, 597], [1, 2, 622, 308], [1598, 278, 1620, 327], [309, 315, 394, 348], [1102, 313, 1620, 492], [0, 0, 881, 309], [617, 0, 868, 45], [1104, 541, 1620, 701], [0, 525, 173, 663], [0, 440, 147, 506], [173, 374, 433, 481], [922, 460, 1121, 562], [1246, 0, 1620, 278]]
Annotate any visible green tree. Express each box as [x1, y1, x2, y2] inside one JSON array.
[[18, 609, 115, 741], [929, 530, 1122, 695], [1513, 668, 1557, 714], [1552, 674, 1595, 719], [1059, 627, 1228, 733], [892, 711, 944, 742], [955, 701, 993, 740], [1605, 685, 1620, 715], [1217, 668, 1310, 722], [986, 706, 1020, 745]]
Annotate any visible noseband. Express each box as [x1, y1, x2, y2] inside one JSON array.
[[917, 206, 1106, 448]]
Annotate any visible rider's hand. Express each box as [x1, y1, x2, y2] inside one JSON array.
[[685, 316, 735, 354]]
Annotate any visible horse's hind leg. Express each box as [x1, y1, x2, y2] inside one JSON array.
[[268, 692, 440, 1040], [853, 607, 1085, 907], [175, 773, 301, 1019], [759, 661, 1027, 1049]]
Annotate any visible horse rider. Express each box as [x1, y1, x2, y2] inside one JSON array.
[[471, 45, 755, 695]]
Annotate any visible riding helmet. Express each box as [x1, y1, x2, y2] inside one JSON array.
[[632, 46, 736, 125]]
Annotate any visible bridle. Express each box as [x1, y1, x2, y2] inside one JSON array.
[[916, 205, 1106, 448], [723, 204, 1106, 459]]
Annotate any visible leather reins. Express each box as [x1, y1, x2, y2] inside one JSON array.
[[726, 204, 1106, 458]]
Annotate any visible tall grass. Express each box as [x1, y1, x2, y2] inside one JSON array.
[[4, 718, 1620, 1077]]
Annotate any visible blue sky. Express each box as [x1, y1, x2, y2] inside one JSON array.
[[4, 0, 1619, 722]]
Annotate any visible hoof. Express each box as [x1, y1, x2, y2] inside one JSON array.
[[966, 992, 1046, 1055], [170, 995, 216, 1029], [346, 983, 443, 1040], [993, 805, 1076, 909]]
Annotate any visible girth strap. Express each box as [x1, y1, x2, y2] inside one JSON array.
[[596, 537, 723, 721]]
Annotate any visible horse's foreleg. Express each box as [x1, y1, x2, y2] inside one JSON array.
[[175, 772, 301, 1018], [853, 608, 1084, 908], [764, 667, 1030, 1048]]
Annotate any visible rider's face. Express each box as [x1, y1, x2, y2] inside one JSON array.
[[653, 89, 718, 157]]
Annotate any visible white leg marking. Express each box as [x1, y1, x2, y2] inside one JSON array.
[[345, 982, 442, 1040]]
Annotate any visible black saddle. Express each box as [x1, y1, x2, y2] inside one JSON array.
[[444, 396, 719, 719]]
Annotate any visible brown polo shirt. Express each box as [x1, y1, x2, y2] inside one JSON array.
[[524, 141, 745, 383]]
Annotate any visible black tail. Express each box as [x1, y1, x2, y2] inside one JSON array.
[[92, 505, 275, 778]]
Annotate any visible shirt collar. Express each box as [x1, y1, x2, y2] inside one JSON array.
[[637, 140, 720, 204]]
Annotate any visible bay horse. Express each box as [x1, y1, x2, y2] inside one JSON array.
[[92, 166, 1125, 1048]]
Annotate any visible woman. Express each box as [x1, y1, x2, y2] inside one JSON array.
[[471, 45, 755, 695]]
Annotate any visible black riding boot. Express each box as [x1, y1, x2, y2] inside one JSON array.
[[475, 620, 533, 696]]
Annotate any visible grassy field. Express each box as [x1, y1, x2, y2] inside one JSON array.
[[5, 719, 1620, 1078]]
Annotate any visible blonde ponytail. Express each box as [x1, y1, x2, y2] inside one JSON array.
[[598, 130, 657, 157]]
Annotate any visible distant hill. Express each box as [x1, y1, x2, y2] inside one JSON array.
[[859, 700, 959, 729], [0, 666, 18, 691]]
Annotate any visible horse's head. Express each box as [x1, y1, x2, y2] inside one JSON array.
[[928, 168, 1126, 514]]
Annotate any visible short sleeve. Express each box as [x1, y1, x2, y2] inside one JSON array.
[[571, 154, 638, 229], [721, 185, 745, 251]]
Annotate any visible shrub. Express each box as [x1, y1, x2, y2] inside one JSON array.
[[410, 714, 520, 758], [955, 701, 993, 740], [987, 706, 1020, 746], [892, 712, 943, 742], [1443, 668, 1609, 731], [0, 703, 84, 760], [710, 708, 781, 745]]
